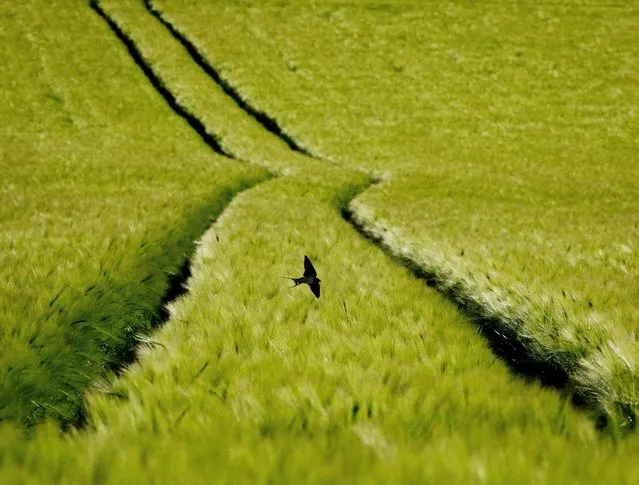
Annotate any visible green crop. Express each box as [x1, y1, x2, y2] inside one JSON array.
[[2, 0, 639, 483]]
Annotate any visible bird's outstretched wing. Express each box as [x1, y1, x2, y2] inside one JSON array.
[[309, 281, 321, 298], [303, 255, 317, 277]]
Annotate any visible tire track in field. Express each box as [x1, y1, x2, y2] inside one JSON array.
[[143, 0, 317, 159], [95, 0, 628, 429], [91, 0, 232, 158], [342, 206, 573, 388]]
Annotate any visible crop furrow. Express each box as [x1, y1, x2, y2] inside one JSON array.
[[144, 0, 317, 159], [91, 0, 231, 158], [341, 202, 574, 388], [117, 177, 275, 375]]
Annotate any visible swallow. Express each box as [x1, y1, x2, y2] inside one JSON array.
[[284, 255, 321, 298]]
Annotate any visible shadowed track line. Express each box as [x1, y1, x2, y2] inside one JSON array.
[[144, 0, 318, 159], [91, 0, 232, 158], [111, 176, 275, 378], [341, 202, 572, 389]]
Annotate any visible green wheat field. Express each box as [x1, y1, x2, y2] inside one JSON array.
[[1, 0, 638, 483]]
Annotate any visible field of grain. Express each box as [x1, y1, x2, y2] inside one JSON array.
[[1, 0, 638, 483], [152, 0, 639, 427]]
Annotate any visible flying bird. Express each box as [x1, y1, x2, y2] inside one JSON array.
[[284, 255, 321, 298]]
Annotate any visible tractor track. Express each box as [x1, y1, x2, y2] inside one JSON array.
[[91, 0, 232, 158], [144, 0, 317, 159]]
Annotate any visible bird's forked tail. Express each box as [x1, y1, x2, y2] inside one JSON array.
[[282, 276, 303, 287]]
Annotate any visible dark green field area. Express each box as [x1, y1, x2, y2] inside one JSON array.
[[2, 0, 639, 483]]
